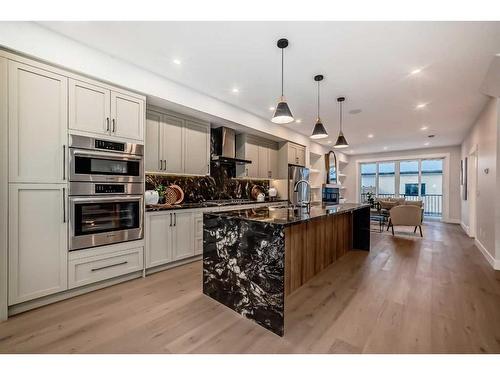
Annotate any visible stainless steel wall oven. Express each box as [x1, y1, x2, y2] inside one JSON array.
[[68, 135, 144, 251]]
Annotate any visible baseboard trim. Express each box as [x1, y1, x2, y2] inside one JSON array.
[[474, 239, 500, 270], [8, 271, 143, 316], [146, 255, 202, 276], [441, 217, 461, 224], [460, 222, 472, 237]]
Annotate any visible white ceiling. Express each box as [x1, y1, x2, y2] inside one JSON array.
[[39, 21, 500, 154]]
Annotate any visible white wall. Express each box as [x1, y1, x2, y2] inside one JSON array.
[[343, 145, 461, 222], [460, 96, 499, 264]]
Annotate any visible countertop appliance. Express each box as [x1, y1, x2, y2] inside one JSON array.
[[322, 185, 340, 205], [68, 135, 144, 251], [288, 165, 310, 207]]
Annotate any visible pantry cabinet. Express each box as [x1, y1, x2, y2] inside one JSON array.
[[235, 134, 279, 179], [8, 61, 68, 183], [145, 108, 210, 176], [69, 78, 144, 142], [8, 184, 68, 305]]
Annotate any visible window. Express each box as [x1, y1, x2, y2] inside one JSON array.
[[359, 157, 444, 216], [378, 162, 395, 196]]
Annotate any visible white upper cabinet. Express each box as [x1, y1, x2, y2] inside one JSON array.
[[288, 143, 306, 166], [69, 79, 111, 136], [236, 134, 279, 179], [111, 91, 144, 141], [8, 61, 68, 183], [161, 114, 184, 174], [8, 184, 68, 305], [145, 111, 162, 172], [184, 120, 210, 175], [145, 108, 210, 176], [69, 77, 145, 142]]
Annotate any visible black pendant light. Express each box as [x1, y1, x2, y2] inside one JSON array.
[[271, 38, 294, 124], [334, 96, 349, 148], [310, 75, 328, 139]]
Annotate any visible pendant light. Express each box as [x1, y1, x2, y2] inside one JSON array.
[[334, 96, 349, 148], [310, 75, 328, 139], [271, 38, 294, 124]]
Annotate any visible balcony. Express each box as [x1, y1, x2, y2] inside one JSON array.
[[360, 193, 442, 217]]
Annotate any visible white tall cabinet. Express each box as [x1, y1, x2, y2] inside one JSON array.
[[8, 61, 68, 184], [8, 184, 68, 305]]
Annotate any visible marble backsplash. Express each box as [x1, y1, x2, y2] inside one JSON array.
[[145, 164, 270, 203]]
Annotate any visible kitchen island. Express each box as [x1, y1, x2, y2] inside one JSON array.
[[202, 203, 370, 336]]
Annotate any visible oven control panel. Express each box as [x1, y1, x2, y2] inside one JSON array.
[[94, 139, 125, 152], [95, 184, 126, 194]]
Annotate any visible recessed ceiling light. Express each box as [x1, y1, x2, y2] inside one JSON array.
[[410, 68, 423, 75], [416, 103, 427, 109], [173, 59, 181, 65], [420, 125, 429, 131], [383, 146, 388, 150], [295, 119, 302, 123], [367, 134, 374, 138], [232, 88, 239, 93], [424, 142, 430, 146], [269, 106, 275, 111]]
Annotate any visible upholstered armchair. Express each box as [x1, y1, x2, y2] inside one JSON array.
[[387, 204, 423, 237]]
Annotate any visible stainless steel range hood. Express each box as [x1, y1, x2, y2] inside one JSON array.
[[211, 127, 252, 164]]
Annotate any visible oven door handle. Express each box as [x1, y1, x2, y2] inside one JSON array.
[[71, 149, 143, 161], [70, 195, 144, 204]]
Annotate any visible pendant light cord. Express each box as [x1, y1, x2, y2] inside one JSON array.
[[281, 48, 284, 97], [317, 81, 320, 119], [339, 100, 343, 132]]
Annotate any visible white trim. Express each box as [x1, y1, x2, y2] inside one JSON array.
[[441, 218, 460, 224], [355, 152, 451, 220], [0, 57, 7, 321], [474, 238, 500, 270], [460, 221, 472, 236]]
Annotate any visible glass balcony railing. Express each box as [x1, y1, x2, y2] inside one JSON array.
[[360, 193, 442, 217]]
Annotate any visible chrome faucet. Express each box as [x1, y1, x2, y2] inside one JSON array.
[[293, 179, 311, 211]]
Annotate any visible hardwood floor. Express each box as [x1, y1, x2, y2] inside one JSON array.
[[1, 220, 500, 353]]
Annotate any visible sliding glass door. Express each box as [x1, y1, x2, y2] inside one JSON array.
[[360, 158, 443, 217]]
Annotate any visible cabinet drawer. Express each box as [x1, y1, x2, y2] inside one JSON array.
[[68, 246, 143, 289]]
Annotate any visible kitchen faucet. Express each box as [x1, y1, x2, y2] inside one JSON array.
[[293, 179, 311, 212]]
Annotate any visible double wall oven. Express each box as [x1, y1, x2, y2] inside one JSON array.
[[68, 135, 144, 251]]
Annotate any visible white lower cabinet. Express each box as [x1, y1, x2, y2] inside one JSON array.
[[8, 184, 68, 305], [145, 209, 198, 269], [68, 242, 143, 289]]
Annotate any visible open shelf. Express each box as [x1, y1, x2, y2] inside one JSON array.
[[309, 168, 321, 173]]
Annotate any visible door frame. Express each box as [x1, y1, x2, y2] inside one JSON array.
[[467, 146, 478, 238]]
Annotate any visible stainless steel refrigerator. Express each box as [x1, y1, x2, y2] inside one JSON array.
[[288, 165, 310, 206]]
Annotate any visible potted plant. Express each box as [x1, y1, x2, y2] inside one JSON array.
[[155, 183, 166, 204]]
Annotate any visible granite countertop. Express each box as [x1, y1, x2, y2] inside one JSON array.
[[145, 199, 288, 212], [206, 203, 370, 226]]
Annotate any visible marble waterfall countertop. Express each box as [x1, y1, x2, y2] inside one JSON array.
[[208, 203, 370, 226]]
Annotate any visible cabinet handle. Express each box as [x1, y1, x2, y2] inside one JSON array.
[[164, 160, 167, 171], [112, 118, 116, 133], [62, 187, 66, 223], [207, 164, 210, 174], [169, 213, 172, 227], [62, 145, 66, 180], [174, 213, 177, 226], [106, 117, 110, 132], [91, 261, 128, 272], [159, 159, 162, 171]]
